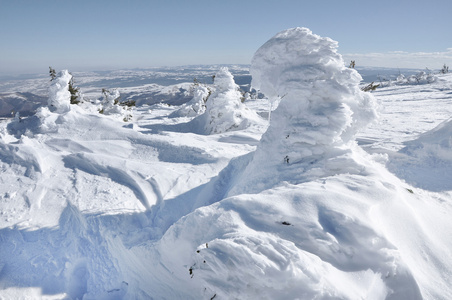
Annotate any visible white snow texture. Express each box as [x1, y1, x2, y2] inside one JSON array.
[[0, 27, 451, 300]]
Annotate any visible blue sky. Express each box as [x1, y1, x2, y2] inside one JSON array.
[[1, 0, 451, 75]]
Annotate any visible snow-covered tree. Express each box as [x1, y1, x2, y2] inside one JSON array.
[[100, 88, 122, 115], [49, 66, 56, 81], [230, 27, 378, 195], [68, 76, 80, 105], [99, 88, 133, 121], [200, 67, 260, 134], [48, 70, 72, 114], [170, 83, 210, 118]]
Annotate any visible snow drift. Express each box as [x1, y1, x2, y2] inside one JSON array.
[[402, 117, 452, 162], [389, 117, 452, 191]]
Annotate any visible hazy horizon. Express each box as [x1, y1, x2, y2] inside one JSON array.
[[1, 0, 451, 76]]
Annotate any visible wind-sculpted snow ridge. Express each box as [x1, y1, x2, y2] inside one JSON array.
[[157, 172, 428, 299], [388, 117, 452, 191], [195, 67, 263, 134], [402, 117, 452, 162]]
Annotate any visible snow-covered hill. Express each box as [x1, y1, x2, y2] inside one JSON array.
[[1, 28, 451, 299]]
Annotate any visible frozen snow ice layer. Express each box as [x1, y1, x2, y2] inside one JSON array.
[[251, 27, 343, 99]]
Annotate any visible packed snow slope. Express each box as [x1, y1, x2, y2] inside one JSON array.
[[1, 28, 452, 299]]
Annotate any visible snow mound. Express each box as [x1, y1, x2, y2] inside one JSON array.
[[231, 27, 378, 195], [196, 67, 262, 134], [48, 70, 72, 114], [389, 118, 452, 191], [157, 171, 424, 299], [402, 118, 452, 161]]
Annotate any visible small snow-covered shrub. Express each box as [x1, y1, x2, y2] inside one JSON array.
[[170, 84, 211, 118], [100, 88, 122, 115], [396, 73, 405, 82], [120, 99, 136, 107], [99, 88, 134, 122], [361, 82, 380, 92], [396, 71, 437, 85]]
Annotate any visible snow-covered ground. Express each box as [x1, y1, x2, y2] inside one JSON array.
[[1, 28, 451, 299]]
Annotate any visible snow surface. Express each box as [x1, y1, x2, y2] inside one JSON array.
[[1, 28, 452, 299]]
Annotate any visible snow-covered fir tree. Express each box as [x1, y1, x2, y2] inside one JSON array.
[[47, 70, 72, 114], [200, 67, 260, 134]]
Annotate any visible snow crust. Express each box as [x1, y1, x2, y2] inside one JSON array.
[[0, 30, 452, 300]]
